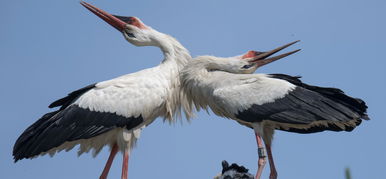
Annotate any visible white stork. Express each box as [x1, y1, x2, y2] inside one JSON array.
[[180, 41, 369, 179], [13, 2, 192, 179]]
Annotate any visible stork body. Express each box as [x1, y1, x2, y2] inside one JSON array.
[[13, 2, 192, 179], [180, 41, 369, 179]]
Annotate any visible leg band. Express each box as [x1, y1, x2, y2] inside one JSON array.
[[258, 147, 267, 158]]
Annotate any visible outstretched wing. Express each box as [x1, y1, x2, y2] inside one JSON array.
[[213, 74, 369, 133], [13, 74, 166, 161]]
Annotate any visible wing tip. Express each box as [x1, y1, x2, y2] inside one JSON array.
[[12, 155, 22, 163]]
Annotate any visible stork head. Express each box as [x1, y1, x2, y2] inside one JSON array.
[[192, 41, 300, 75], [222, 40, 301, 74], [80, 1, 161, 47]]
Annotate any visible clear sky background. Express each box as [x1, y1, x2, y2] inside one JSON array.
[[1, 0, 385, 179]]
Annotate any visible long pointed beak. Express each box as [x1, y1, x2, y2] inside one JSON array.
[[249, 40, 301, 67], [80, 1, 127, 32]]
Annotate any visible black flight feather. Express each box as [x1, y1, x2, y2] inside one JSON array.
[[13, 84, 143, 162], [236, 74, 369, 134]]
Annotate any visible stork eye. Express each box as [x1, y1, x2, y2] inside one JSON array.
[[124, 30, 136, 38], [242, 64, 254, 69], [126, 32, 135, 38]]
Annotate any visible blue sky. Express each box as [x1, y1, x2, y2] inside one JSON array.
[[1, 0, 385, 178]]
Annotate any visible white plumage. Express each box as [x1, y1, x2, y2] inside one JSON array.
[[182, 57, 296, 117], [13, 2, 192, 179], [76, 67, 179, 122], [180, 41, 369, 179]]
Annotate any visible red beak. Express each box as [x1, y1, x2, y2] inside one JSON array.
[[80, 1, 127, 32], [249, 40, 301, 67]]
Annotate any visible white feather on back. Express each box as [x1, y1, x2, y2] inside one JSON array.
[[213, 74, 296, 115], [75, 66, 169, 121], [180, 56, 296, 119]]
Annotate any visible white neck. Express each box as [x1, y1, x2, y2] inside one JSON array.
[[150, 32, 190, 67], [153, 32, 194, 122], [180, 56, 217, 84]]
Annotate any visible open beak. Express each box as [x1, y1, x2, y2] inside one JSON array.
[[249, 40, 301, 67], [80, 1, 127, 32]]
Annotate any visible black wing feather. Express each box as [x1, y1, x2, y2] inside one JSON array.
[[13, 105, 143, 162], [13, 84, 143, 162], [269, 74, 369, 119], [236, 74, 369, 134], [48, 83, 96, 109]]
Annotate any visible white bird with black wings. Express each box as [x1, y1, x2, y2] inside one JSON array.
[[13, 2, 192, 179], [180, 41, 369, 179]]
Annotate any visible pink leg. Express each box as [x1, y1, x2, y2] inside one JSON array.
[[100, 143, 119, 179], [265, 144, 278, 179], [255, 133, 267, 179], [121, 148, 129, 179]]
